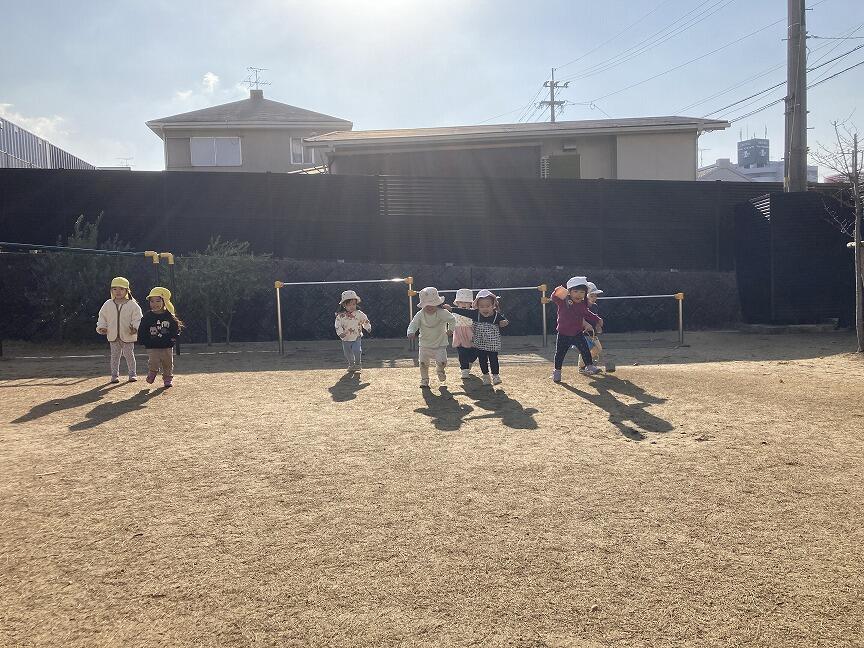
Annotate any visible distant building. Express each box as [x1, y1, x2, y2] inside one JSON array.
[[146, 89, 352, 173], [0, 116, 94, 170], [698, 138, 817, 183], [305, 116, 729, 181]]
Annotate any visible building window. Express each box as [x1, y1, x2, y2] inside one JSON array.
[[190, 137, 242, 167], [290, 137, 313, 165]]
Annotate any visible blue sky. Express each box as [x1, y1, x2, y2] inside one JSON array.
[[1, 0, 862, 173]]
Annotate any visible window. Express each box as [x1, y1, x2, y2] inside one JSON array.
[[290, 137, 313, 165], [190, 137, 242, 167]]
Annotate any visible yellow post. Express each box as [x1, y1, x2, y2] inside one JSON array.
[[144, 250, 160, 285], [675, 292, 685, 346], [405, 276, 415, 351], [275, 281, 285, 355], [538, 284, 548, 347]]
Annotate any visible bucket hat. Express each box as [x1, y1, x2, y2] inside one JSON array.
[[340, 290, 361, 304], [417, 286, 445, 308]]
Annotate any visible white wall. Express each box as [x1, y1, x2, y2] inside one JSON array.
[[615, 132, 698, 181]]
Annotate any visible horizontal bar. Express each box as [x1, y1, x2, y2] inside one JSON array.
[[276, 277, 407, 287], [597, 294, 679, 301], [436, 286, 541, 294], [0, 241, 146, 257]]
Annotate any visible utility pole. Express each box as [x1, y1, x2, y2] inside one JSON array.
[[784, 0, 808, 192], [853, 133, 863, 351], [540, 68, 568, 123]]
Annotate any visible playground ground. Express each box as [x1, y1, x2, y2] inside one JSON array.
[[1, 331, 862, 647]]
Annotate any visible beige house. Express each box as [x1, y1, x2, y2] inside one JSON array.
[[305, 117, 728, 181], [146, 89, 352, 173]]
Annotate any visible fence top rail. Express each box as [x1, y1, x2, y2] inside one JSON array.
[[276, 277, 408, 287], [0, 241, 147, 258], [436, 286, 542, 294], [597, 294, 681, 300]]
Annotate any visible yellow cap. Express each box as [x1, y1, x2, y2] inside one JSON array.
[[147, 286, 175, 315], [110, 276, 131, 299]]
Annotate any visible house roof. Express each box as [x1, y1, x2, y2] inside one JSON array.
[[304, 116, 728, 148], [146, 89, 352, 136]]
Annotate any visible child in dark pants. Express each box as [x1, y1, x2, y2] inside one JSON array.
[[445, 289, 509, 385], [451, 288, 478, 378], [550, 276, 603, 381]]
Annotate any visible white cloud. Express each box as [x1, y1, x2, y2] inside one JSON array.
[[202, 72, 220, 94], [174, 90, 193, 101], [0, 103, 68, 143]]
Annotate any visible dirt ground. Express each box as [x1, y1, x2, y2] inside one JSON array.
[[1, 332, 863, 648]]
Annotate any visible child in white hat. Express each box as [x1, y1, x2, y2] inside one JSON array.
[[550, 276, 604, 381], [406, 287, 456, 388], [335, 290, 372, 373], [446, 289, 509, 385], [451, 288, 478, 379], [96, 276, 143, 383], [578, 282, 605, 370]]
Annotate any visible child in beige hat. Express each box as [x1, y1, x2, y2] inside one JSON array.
[[406, 287, 456, 388]]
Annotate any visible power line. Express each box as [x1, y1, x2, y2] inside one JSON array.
[[560, 0, 733, 82], [588, 15, 786, 104], [727, 58, 864, 123], [556, 0, 677, 70]]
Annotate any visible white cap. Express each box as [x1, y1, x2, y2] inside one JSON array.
[[586, 282, 604, 295], [566, 276, 589, 290], [454, 288, 474, 303], [417, 286, 445, 307]]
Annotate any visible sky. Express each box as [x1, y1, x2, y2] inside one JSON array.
[[1, 0, 862, 175]]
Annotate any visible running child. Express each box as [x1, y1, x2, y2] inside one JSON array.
[[578, 281, 605, 370], [550, 276, 603, 381], [446, 289, 509, 385], [335, 290, 372, 374], [451, 288, 478, 379], [406, 287, 456, 388], [138, 287, 182, 388], [96, 276, 143, 383]]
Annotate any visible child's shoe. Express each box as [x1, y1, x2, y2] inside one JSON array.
[[436, 366, 446, 383], [163, 375, 173, 388], [128, 376, 137, 382], [482, 374, 492, 385], [420, 379, 430, 388], [146, 371, 157, 384], [552, 369, 562, 382], [461, 369, 470, 379], [492, 374, 502, 385], [580, 364, 602, 376], [110, 376, 120, 384]]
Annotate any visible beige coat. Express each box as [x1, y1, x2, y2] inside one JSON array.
[[97, 299, 143, 343]]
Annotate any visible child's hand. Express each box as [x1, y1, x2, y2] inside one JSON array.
[[441, 303, 452, 311], [97, 327, 107, 335], [130, 326, 137, 334], [552, 286, 568, 300], [584, 324, 595, 335], [499, 319, 510, 328]]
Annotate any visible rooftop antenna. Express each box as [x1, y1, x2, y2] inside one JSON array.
[[242, 67, 271, 90], [698, 148, 711, 167]]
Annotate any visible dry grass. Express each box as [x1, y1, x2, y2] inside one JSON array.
[[1, 332, 863, 648]]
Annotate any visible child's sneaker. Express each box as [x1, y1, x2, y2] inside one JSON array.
[[110, 376, 120, 384], [552, 369, 562, 382], [580, 364, 602, 376], [146, 371, 157, 384], [461, 369, 470, 379], [492, 374, 502, 385], [128, 376, 137, 382], [163, 376, 173, 388], [482, 374, 492, 385], [420, 379, 430, 388], [436, 366, 446, 383]]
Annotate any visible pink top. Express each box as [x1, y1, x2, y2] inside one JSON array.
[[451, 312, 474, 348]]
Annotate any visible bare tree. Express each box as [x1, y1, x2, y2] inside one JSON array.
[[812, 121, 863, 352]]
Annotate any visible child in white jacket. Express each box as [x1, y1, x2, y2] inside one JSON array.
[[96, 277, 143, 383], [335, 290, 372, 373], [406, 287, 456, 388]]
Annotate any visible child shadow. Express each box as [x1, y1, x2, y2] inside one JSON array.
[[558, 377, 673, 441], [11, 382, 124, 424], [68, 388, 164, 432], [461, 378, 539, 430], [328, 373, 370, 402], [414, 386, 474, 432]]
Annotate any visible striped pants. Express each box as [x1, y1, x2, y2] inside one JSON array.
[[109, 340, 137, 379]]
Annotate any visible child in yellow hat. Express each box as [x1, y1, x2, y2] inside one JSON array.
[[138, 287, 182, 388], [96, 277, 143, 383]]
